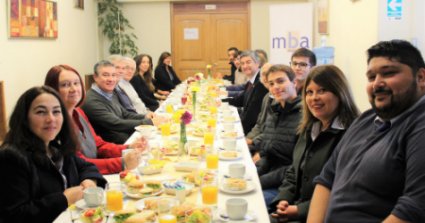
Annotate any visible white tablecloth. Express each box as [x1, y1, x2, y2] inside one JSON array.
[[55, 84, 270, 223]]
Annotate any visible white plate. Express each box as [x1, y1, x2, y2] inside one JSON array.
[[220, 131, 244, 139], [219, 151, 242, 161], [124, 188, 163, 199], [75, 199, 105, 210], [219, 180, 255, 194], [217, 209, 256, 222], [135, 197, 178, 211], [174, 161, 200, 172], [221, 116, 240, 123]]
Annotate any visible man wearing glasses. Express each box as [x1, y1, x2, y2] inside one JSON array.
[[290, 48, 317, 95]]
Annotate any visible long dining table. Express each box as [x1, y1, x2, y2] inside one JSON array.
[[54, 80, 270, 223]]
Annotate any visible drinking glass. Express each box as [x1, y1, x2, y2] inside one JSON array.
[[203, 131, 214, 146], [206, 151, 219, 169], [160, 123, 171, 137], [165, 104, 174, 114], [106, 182, 123, 212], [207, 118, 217, 129], [158, 198, 178, 223], [201, 177, 218, 205]]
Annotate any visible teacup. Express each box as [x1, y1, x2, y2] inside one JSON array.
[[135, 125, 155, 138], [226, 198, 247, 220], [84, 187, 104, 207], [228, 163, 245, 178], [222, 139, 237, 150]]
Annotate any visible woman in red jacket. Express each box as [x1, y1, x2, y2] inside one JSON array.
[[44, 65, 147, 174]]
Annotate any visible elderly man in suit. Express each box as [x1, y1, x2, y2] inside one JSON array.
[[228, 50, 268, 135]]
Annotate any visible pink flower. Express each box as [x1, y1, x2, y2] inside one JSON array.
[[181, 111, 192, 125]]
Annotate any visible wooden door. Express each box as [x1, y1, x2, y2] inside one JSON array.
[[172, 1, 250, 80], [0, 81, 6, 142]]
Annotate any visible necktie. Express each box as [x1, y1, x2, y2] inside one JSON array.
[[115, 87, 137, 113], [246, 82, 254, 91]]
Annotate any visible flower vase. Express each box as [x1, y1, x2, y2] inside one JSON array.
[[179, 122, 187, 157], [192, 91, 197, 118]]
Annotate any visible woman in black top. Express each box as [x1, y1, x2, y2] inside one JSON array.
[[0, 86, 106, 223], [131, 54, 161, 111], [154, 51, 181, 91]]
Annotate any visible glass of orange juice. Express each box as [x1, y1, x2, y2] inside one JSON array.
[[165, 104, 174, 113], [206, 152, 219, 169], [209, 106, 218, 115], [204, 131, 214, 146], [207, 118, 217, 129], [201, 177, 218, 205], [160, 123, 171, 137], [106, 182, 123, 212]]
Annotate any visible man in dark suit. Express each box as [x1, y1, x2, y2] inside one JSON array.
[[223, 47, 239, 84], [228, 50, 268, 135]]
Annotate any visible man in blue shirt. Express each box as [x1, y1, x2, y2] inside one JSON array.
[[308, 40, 425, 223]]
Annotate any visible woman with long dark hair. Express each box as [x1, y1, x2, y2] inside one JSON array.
[[154, 51, 181, 91], [0, 86, 106, 223], [131, 54, 161, 111]]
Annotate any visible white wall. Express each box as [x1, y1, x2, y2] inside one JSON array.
[[326, 0, 379, 111], [115, 2, 171, 64], [0, 1, 100, 119]]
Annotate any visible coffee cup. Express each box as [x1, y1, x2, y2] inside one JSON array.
[[226, 198, 247, 220], [135, 125, 155, 138], [84, 187, 104, 207], [222, 139, 237, 150], [228, 163, 245, 178], [121, 148, 132, 157]]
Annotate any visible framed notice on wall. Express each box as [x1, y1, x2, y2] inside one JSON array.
[[8, 0, 58, 38]]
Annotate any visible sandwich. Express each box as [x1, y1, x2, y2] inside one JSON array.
[[124, 210, 156, 223], [145, 180, 162, 192], [113, 209, 136, 223], [144, 197, 158, 210], [139, 187, 154, 196], [127, 180, 144, 194]]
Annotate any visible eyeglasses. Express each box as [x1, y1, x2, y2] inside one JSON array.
[[290, 61, 310, 68]]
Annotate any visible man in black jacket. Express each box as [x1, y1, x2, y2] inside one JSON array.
[[228, 50, 268, 135]]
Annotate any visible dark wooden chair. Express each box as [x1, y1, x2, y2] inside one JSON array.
[[84, 74, 94, 92]]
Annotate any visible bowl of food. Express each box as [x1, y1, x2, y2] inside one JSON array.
[[171, 203, 212, 223], [224, 178, 247, 191], [163, 180, 194, 196], [80, 207, 105, 223]]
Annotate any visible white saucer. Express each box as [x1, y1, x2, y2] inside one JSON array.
[[219, 151, 242, 161], [217, 209, 256, 222], [219, 180, 256, 194], [75, 199, 105, 209]]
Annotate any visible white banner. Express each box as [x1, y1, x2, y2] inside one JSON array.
[[269, 3, 313, 64]]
